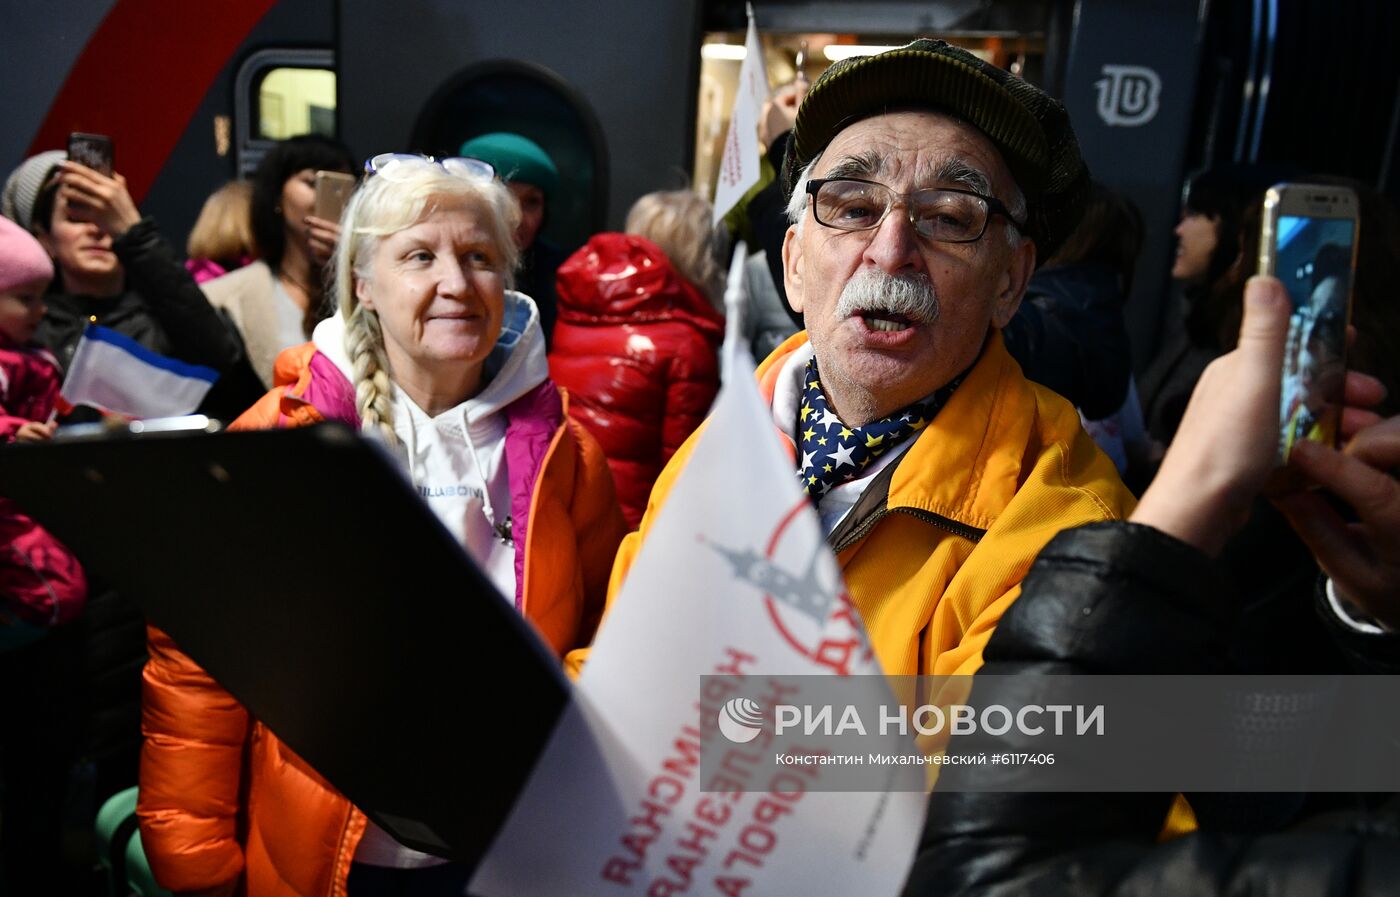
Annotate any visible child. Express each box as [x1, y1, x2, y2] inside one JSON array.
[[0, 214, 86, 637]]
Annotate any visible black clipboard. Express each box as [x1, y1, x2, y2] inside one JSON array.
[[0, 423, 568, 865]]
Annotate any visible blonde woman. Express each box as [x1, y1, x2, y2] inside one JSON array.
[[138, 156, 625, 897], [184, 180, 256, 285], [624, 189, 725, 308], [549, 190, 725, 527]]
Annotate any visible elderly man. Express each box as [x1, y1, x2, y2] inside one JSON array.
[[600, 39, 1133, 678]]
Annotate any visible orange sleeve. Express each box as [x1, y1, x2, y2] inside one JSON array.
[[566, 417, 628, 652], [137, 347, 321, 889], [136, 625, 248, 891]]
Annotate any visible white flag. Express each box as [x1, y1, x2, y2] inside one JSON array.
[[471, 247, 925, 897], [61, 324, 218, 418], [712, 8, 769, 223]]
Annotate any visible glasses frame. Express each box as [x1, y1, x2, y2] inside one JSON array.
[[804, 177, 1025, 244], [363, 153, 496, 181]]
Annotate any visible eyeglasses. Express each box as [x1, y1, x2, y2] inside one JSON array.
[[805, 177, 1024, 244], [363, 153, 496, 181]]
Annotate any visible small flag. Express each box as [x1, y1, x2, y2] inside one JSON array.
[[712, 5, 770, 223], [61, 324, 218, 419]]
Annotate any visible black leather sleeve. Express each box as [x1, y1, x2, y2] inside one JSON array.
[[904, 522, 1400, 897], [906, 810, 1400, 897], [1315, 578, 1400, 675], [980, 521, 1236, 675], [112, 218, 245, 370]]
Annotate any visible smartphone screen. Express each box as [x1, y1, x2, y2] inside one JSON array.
[[67, 132, 113, 176], [1272, 210, 1355, 461]]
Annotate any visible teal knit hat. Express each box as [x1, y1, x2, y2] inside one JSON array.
[[458, 133, 559, 198]]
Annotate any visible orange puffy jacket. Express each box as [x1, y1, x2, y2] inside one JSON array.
[[137, 343, 625, 896]]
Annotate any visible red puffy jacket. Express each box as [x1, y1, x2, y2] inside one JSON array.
[[550, 233, 724, 527], [0, 341, 86, 631]]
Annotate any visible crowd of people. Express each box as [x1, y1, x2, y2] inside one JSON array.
[[0, 35, 1397, 897]]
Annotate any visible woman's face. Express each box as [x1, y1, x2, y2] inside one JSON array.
[[356, 197, 507, 386], [280, 168, 318, 240], [37, 191, 120, 284], [1172, 211, 1219, 283], [507, 181, 545, 249]]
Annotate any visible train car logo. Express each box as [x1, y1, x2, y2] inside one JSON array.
[[1095, 64, 1162, 127]]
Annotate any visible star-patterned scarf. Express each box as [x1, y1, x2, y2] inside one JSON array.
[[796, 357, 963, 500]]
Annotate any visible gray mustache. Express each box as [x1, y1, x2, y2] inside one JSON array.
[[834, 268, 940, 325]]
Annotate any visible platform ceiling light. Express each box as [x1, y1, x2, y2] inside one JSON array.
[[823, 44, 995, 63], [822, 44, 903, 61], [701, 43, 748, 60]]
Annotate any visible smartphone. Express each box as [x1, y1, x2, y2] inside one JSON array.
[[67, 132, 113, 176], [1258, 183, 1359, 464], [313, 170, 356, 222]]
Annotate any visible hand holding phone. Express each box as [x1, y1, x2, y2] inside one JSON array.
[[1258, 183, 1359, 463], [55, 158, 141, 238], [1130, 277, 1295, 555], [67, 132, 113, 177], [313, 170, 356, 222]]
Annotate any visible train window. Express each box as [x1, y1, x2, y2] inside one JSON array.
[[233, 48, 336, 177], [693, 33, 1045, 200], [256, 67, 337, 140]]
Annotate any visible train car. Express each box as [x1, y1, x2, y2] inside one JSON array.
[[6, 0, 1397, 366], [3, 2, 1399, 892]]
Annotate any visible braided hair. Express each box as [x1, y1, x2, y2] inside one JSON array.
[[331, 161, 521, 444], [344, 300, 397, 444]]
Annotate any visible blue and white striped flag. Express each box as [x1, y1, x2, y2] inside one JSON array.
[[61, 324, 218, 419]]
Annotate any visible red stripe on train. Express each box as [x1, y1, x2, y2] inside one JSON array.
[[26, 0, 281, 202]]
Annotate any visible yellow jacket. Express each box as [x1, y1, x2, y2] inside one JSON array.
[[571, 331, 1134, 678]]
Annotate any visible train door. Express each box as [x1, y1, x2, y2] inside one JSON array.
[[337, 0, 705, 255], [408, 62, 608, 254]]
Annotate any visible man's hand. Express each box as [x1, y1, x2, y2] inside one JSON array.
[[14, 420, 56, 442], [304, 215, 341, 268], [1130, 276, 1293, 555], [1274, 415, 1400, 629], [759, 77, 809, 152], [57, 161, 142, 239]]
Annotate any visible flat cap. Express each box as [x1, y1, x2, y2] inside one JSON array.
[[782, 39, 1089, 259]]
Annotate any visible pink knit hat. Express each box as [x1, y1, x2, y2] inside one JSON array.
[[0, 215, 54, 294]]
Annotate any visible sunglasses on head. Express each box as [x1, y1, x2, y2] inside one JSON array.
[[362, 154, 496, 182]]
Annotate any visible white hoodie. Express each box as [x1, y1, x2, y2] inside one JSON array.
[[314, 292, 548, 868], [313, 290, 549, 604]]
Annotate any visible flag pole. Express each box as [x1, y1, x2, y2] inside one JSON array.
[[720, 239, 751, 385]]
